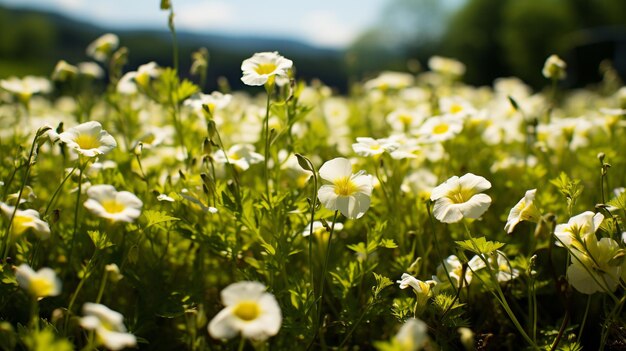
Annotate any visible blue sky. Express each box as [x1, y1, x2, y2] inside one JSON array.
[[0, 0, 390, 48]]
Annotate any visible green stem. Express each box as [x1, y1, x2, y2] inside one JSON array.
[[577, 295, 592, 343], [64, 253, 97, 335], [2, 132, 40, 260], [462, 222, 539, 350], [263, 84, 274, 208], [67, 162, 88, 268], [43, 165, 77, 217], [599, 294, 626, 349], [310, 210, 339, 349], [30, 297, 39, 332], [95, 270, 109, 304], [237, 336, 246, 351]]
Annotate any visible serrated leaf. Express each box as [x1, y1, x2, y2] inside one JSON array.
[[455, 236, 504, 255], [608, 191, 626, 211], [87, 230, 113, 250], [143, 210, 180, 229], [380, 239, 398, 249]]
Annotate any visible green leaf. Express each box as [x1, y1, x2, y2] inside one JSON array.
[[87, 230, 113, 250], [607, 191, 626, 211], [455, 236, 504, 255], [22, 328, 73, 351], [379, 238, 398, 249], [176, 79, 199, 103], [143, 210, 180, 229], [550, 172, 584, 206], [372, 272, 393, 298]]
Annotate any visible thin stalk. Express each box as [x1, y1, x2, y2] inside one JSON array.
[[306, 160, 319, 306], [2, 132, 40, 260], [67, 162, 88, 268], [426, 202, 458, 295], [310, 210, 339, 349], [237, 337, 245, 351], [263, 84, 274, 208], [63, 253, 97, 335], [95, 270, 109, 304], [43, 165, 77, 217], [462, 222, 539, 350], [599, 294, 626, 349], [577, 295, 592, 344]]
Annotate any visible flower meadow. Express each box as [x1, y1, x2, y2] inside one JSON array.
[[1, 20, 626, 351]]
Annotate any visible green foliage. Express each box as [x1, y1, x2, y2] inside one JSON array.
[[550, 172, 584, 214], [455, 236, 505, 255], [22, 328, 72, 351]]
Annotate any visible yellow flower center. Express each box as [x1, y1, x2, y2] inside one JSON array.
[[433, 123, 449, 135], [450, 104, 463, 114], [333, 176, 357, 196], [399, 114, 413, 125], [233, 301, 260, 321], [30, 276, 54, 297], [12, 215, 32, 236], [135, 72, 150, 88], [449, 187, 474, 204], [101, 200, 125, 214], [75, 134, 101, 150], [370, 144, 381, 150], [254, 63, 278, 75]]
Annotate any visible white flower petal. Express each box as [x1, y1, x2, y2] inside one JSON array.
[[318, 157, 352, 182]]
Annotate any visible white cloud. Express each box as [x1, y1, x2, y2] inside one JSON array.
[[300, 10, 359, 48], [175, 1, 237, 31]]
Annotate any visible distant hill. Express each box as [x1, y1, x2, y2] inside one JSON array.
[[0, 5, 348, 92]]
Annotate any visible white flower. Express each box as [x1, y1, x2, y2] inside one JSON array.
[[0, 76, 52, 103], [542, 54, 567, 80], [0, 203, 50, 239], [554, 211, 604, 249], [317, 157, 373, 219], [77, 62, 105, 79], [504, 189, 541, 234], [52, 60, 78, 82], [58, 121, 117, 158], [208, 281, 282, 341], [439, 97, 475, 118], [397, 273, 435, 294], [416, 115, 463, 143], [117, 62, 161, 94], [490, 251, 520, 282], [84, 185, 143, 223], [15, 264, 61, 299], [566, 236, 622, 294], [430, 173, 492, 223], [428, 56, 466, 77], [352, 137, 398, 157], [86, 33, 119, 62], [394, 318, 429, 351], [80, 303, 137, 350], [157, 193, 175, 202], [184, 91, 232, 117], [213, 144, 264, 171], [386, 107, 427, 132], [241, 52, 292, 86], [397, 273, 436, 310], [435, 255, 485, 289], [364, 71, 414, 91]]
